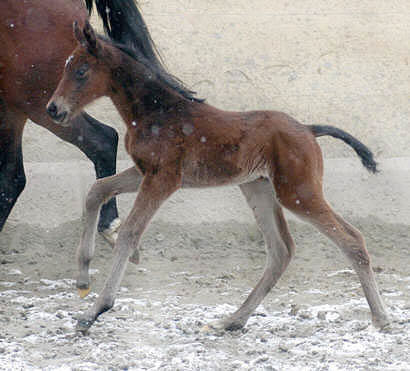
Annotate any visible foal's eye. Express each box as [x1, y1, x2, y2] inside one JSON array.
[[75, 64, 89, 80]]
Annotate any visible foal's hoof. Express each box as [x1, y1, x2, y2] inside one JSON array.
[[379, 323, 393, 334], [201, 323, 220, 334], [372, 314, 391, 332], [201, 318, 245, 333], [78, 287, 91, 298], [101, 217, 121, 246], [76, 318, 93, 334]]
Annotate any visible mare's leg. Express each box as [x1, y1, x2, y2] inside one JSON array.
[[0, 101, 27, 231], [73, 113, 120, 237], [76, 172, 180, 333], [275, 163, 390, 329], [76, 166, 142, 298], [208, 177, 295, 331], [29, 110, 120, 241]]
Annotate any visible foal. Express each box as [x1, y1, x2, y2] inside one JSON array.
[[48, 22, 390, 333]]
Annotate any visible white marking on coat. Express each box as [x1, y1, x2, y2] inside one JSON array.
[[65, 55, 74, 67]]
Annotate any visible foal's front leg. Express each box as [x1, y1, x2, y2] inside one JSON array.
[[76, 167, 141, 298], [76, 171, 180, 333]]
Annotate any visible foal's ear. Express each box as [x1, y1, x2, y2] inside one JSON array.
[[73, 20, 100, 56], [83, 21, 99, 56], [73, 21, 86, 45]]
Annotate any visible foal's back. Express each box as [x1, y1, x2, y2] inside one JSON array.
[[128, 101, 319, 188]]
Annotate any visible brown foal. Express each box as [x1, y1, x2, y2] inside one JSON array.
[[48, 22, 390, 333]]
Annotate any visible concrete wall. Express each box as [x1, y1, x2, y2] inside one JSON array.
[[24, 0, 409, 162]]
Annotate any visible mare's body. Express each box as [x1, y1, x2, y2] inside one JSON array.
[[0, 0, 118, 233], [48, 23, 390, 333], [0, 0, 182, 237]]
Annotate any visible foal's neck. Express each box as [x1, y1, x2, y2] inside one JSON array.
[[108, 49, 187, 126]]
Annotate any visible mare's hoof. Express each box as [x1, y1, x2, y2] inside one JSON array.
[[78, 287, 91, 298], [76, 318, 93, 334], [101, 217, 121, 246]]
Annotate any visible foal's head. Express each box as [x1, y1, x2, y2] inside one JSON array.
[[47, 21, 112, 125]]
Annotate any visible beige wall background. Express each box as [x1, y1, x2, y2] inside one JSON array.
[[24, 0, 409, 161]]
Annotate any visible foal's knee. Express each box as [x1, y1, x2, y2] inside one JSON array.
[[85, 180, 111, 212], [115, 226, 141, 261]]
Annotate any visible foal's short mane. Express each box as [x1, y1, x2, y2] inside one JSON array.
[[86, 0, 203, 103], [102, 36, 204, 103]]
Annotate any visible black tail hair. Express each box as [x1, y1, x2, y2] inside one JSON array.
[[310, 125, 378, 173], [84, 0, 203, 102]]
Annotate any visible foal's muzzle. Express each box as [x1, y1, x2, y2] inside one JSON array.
[[46, 101, 68, 124]]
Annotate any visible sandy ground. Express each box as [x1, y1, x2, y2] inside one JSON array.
[[0, 214, 409, 370]]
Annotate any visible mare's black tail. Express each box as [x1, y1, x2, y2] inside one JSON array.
[[84, 0, 202, 102], [309, 125, 378, 173]]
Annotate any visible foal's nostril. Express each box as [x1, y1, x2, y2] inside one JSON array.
[[47, 102, 57, 118], [47, 102, 68, 123]]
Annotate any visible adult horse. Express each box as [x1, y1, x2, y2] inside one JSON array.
[[0, 0, 197, 240]]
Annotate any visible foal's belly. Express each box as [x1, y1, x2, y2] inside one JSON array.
[[181, 164, 267, 188], [180, 137, 268, 188]]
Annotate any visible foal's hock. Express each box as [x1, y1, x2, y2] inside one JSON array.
[[47, 22, 390, 333]]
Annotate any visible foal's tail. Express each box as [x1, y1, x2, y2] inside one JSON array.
[[309, 125, 378, 173]]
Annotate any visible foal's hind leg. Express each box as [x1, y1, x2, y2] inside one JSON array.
[[207, 177, 295, 331], [0, 102, 27, 231], [277, 178, 390, 329], [76, 172, 180, 333], [76, 167, 141, 298]]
